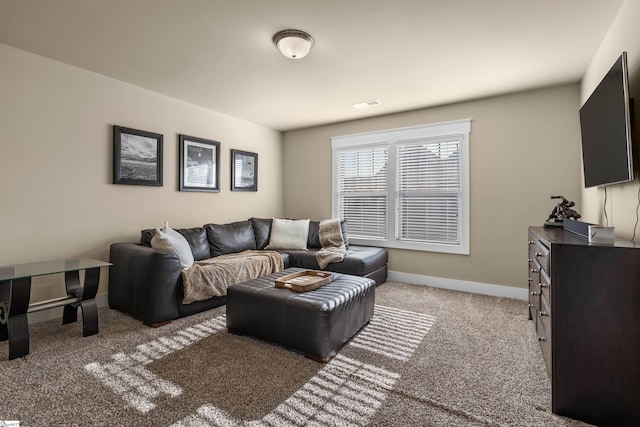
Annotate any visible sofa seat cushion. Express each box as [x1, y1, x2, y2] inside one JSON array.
[[204, 220, 257, 257], [279, 251, 291, 268], [182, 250, 284, 304], [286, 245, 387, 276]]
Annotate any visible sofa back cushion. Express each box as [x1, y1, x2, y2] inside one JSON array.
[[175, 227, 211, 261], [140, 229, 155, 247], [307, 219, 349, 248], [204, 220, 257, 257], [140, 227, 211, 261], [250, 217, 273, 249]]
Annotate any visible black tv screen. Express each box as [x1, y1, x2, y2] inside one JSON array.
[[579, 52, 634, 188]]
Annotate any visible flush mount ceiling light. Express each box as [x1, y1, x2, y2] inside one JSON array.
[[273, 29, 314, 59]]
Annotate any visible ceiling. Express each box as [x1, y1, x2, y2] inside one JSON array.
[[0, 0, 624, 131]]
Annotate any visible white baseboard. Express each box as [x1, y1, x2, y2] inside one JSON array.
[[387, 271, 528, 301], [27, 293, 109, 324]]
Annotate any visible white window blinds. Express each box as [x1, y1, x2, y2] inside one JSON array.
[[396, 138, 461, 245], [335, 146, 388, 240]]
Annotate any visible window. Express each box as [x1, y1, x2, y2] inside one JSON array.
[[334, 145, 388, 240], [332, 119, 470, 254]]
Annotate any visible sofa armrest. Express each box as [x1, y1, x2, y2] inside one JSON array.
[[108, 242, 182, 325]]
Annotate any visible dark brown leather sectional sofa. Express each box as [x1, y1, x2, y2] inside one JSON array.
[[108, 218, 388, 326]]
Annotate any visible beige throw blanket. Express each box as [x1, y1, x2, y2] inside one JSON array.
[[315, 218, 347, 269], [181, 250, 283, 304]]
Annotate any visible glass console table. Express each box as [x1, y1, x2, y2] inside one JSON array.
[[0, 258, 111, 360]]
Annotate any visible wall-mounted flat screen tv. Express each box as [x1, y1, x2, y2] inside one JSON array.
[[579, 52, 634, 188]]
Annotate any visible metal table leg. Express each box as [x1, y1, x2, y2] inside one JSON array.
[[0, 279, 9, 342], [1, 277, 32, 360], [63, 267, 99, 337]]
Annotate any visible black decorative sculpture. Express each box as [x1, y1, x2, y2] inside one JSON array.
[[546, 195, 581, 226]]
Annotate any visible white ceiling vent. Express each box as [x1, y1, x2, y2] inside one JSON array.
[[352, 99, 381, 109]]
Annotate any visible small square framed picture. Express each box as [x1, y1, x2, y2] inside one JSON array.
[[231, 149, 258, 191], [113, 125, 163, 186], [178, 135, 220, 192]]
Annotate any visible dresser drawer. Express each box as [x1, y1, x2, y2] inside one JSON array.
[[528, 235, 541, 323], [539, 268, 551, 305], [528, 266, 541, 304], [537, 291, 552, 377], [528, 253, 542, 285], [537, 309, 552, 380], [538, 292, 551, 335], [529, 239, 550, 276], [529, 285, 540, 325]]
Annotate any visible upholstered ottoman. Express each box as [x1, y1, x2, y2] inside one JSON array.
[[226, 268, 375, 362]]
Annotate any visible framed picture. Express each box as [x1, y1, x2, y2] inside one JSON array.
[[231, 149, 258, 191], [113, 125, 163, 186], [179, 135, 220, 192]]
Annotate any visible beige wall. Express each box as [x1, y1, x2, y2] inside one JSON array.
[[283, 84, 582, 289], [580, 0, 640, 238], [0, 44, 283, 301]]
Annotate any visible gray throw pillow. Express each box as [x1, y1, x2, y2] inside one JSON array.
[[265, 218, 310, 250], [150, 222, 194, 269]]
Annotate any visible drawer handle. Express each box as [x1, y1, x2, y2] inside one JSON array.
[[527, 258, 533, 262], [528, 240, 534, 245], [539, 282, 549, 288], [531, 291, 540, 296], [528, 303, 534, 308], [535, 252, 543, 257], [527, 278, 533, 282], [537, 336, 545, 342], [539, 310, 547, 317], [530, 268, 538, 273]]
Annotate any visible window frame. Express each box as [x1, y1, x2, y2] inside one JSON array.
[[331, 119, 471, 255]]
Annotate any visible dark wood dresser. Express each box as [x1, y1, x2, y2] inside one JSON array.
[[527, 226, 640, 426]]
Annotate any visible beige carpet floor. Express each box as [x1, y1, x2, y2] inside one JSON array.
[[0, 281, 593, 426]]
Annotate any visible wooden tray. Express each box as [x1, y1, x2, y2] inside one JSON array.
[[275, 270, 334, 292]]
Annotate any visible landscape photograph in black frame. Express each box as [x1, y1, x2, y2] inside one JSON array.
[[231, 149, 258, 191], [113, 125, 163, 186], [178, 134, 220, 192]]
